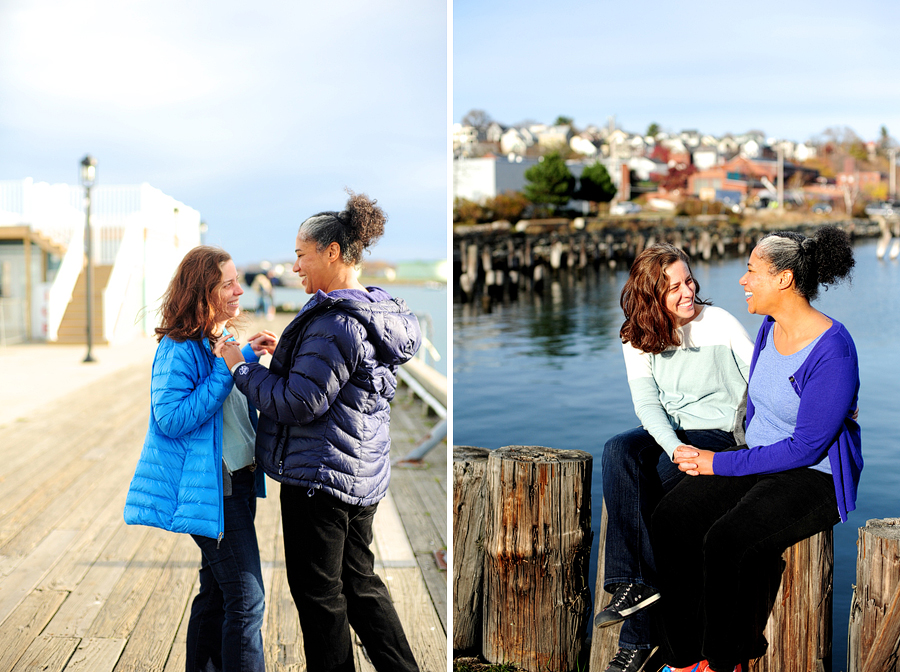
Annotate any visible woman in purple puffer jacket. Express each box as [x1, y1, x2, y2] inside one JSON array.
[[218, 190, 422, 672]]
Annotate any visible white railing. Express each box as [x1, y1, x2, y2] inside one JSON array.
[[103, 214, 145, 343], [45, 223, 85, 342]]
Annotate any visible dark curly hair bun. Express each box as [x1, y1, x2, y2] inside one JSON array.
[[344, 188, 386, 255]]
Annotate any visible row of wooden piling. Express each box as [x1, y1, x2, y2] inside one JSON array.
[[453, 445, 900, 672], [452, 219, 881, 306]]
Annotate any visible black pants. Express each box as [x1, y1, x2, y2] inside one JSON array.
[[280, 485, 419, 672], [650, 465, 839, 671]]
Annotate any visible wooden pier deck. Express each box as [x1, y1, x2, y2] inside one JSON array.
[[0, 318, 447, 671]]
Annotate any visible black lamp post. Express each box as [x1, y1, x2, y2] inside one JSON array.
[[80, 155, 97, 363]]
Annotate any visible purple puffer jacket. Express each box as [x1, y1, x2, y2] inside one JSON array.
[[232, 288, 421, 506]]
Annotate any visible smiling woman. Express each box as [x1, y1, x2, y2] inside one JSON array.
[[654, 227, 861, 672], [595, 243, 753, 672]]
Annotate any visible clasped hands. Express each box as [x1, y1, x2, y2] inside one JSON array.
[[213, 330, 278, 369], [673, 444, 715, 477]]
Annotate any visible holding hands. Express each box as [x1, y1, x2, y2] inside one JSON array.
[[673, 444, 715, 477], [214, 330, 278, 369], [248, 330, 278, 356]]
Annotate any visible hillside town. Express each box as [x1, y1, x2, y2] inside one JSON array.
[[453, 111, 899, 222]]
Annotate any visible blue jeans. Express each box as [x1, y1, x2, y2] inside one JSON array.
[[601, 427, 736, 650], [280, 485, 419, 672], [187, 468, 266, 672]]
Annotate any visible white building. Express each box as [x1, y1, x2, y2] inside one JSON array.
[[452, 123, 479, 156], [500, 128, 530, 156], [692, 146, 720, 170], [453, 155, 540, 203], [570, 135, 599, 157], [0, 178, 200, 345]]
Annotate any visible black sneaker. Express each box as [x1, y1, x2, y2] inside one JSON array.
[[604, 646, 659, 672], [595, 582, 661, 627]]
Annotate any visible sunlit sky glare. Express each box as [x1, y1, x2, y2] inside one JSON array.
[[0, 0, 448, 266], [454, 0, 900, 145]]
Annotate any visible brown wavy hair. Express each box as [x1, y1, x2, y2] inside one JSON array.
[[619, 243, 710, 354], [154, 246, 244, 347]]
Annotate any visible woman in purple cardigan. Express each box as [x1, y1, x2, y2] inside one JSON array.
[[653, 226, 862, 672]]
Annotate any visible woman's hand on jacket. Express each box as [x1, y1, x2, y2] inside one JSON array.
[[248, 330, 278, 356], [214, 339, 246, 369], [674, 445, 715, 476]]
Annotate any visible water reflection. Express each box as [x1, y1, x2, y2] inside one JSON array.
[[454, 268, 625, 365]]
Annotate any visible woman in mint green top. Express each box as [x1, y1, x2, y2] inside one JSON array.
[[597, 243, 753, 672]]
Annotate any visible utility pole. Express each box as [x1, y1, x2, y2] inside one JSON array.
[[776, 142, 784, 209], [889, 148, 897, 200]]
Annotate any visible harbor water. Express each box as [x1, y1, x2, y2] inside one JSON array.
[[241, 282, 448, 376], [452, 237, 900, 670]]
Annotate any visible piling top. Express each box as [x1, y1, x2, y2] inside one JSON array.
[[864, 518, 900, 540], [493, 445, 593, 463], [452, 445, 491, 462]]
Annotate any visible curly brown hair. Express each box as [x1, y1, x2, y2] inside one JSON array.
[[619, 243, 710, 354], [154, 246, 244, 347]]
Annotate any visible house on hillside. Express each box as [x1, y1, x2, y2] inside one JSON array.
[[453, 123, 479, 157], [485, 122, 505, 144], [570, 134, 599, 157], [537, 124, 573, 151], [692, 145, 720, 171]]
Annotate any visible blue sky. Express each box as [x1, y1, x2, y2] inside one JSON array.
[[0, 0, 448, 266], [454, 0, 900, 145]]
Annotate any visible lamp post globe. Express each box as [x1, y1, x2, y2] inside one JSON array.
[[80, 155, 97, 363]]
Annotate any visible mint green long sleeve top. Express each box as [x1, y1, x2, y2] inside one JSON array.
[[622, 305, 753, 458]]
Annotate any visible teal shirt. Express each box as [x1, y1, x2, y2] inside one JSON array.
[[222, 384, 256, 472]]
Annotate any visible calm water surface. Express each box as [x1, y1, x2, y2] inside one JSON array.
[[453, 238, 900, 670], [242, 283, 448, 375]]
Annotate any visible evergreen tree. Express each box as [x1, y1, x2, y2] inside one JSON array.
[[523, 153, 575, 213], [577, 161, 616, 203]]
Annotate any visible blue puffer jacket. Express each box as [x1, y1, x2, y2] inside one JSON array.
[[124, 335, 265, 540], [233, 288, 421, 506]]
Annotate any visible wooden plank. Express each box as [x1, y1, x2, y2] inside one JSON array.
[[37, 479, 132, 592], [0, 438, 136, 566], [0, 589, 68, 672], [0, 398, 144, 571], [113, 533, 198, 672], [372, 492, 416, 565], [86, 527, 177, 639], [388, 475, 447, 632], [0, 365, 148, 497], [10, 635, 80, 672], [264, 524, 305, 672], [162, 575, 197, 672], [63, 638, 127, 672], [43, 524, 151, 638], [378, 565, 447, 672], [0, 529, 78, 627]]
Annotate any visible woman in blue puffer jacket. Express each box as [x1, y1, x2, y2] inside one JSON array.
[[218, 190, 422, 672], [124, 246, 277, 672]]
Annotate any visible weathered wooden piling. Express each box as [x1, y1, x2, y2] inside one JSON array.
[[452, 446, 491, 652], [590, 500, 833, 672], [482, 446, 593, 672], [848, 518, 900, 672]]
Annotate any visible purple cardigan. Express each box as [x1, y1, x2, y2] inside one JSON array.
[[713, 316, 862, 522]]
